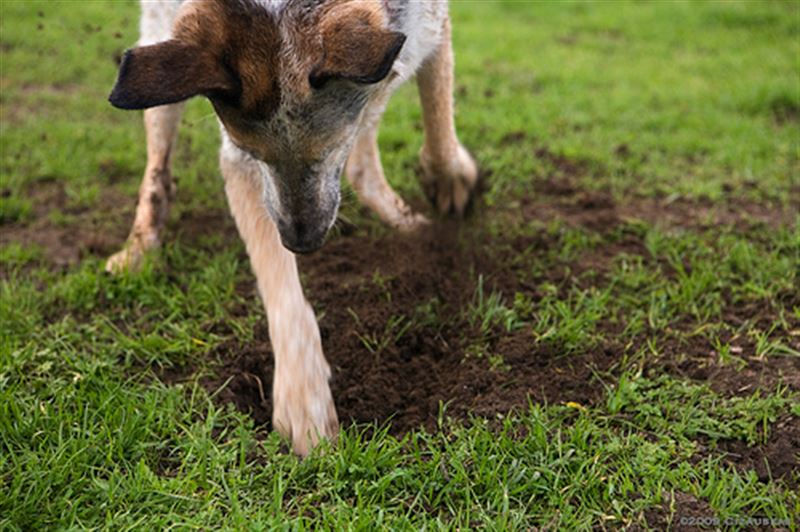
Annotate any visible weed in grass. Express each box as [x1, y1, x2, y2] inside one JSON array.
[[750, 325, 800, 360], [0, 241, 42, 268], [532, 284, 610, 353], [711, 336, 748, 370], [0, 196, 32, 224], [606, 374, 795, 447], [347, 308, 412, 357], [467, 275, 525, 335]]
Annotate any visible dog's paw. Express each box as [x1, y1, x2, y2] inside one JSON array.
[[272, 362, 339, 457], [105, 244, 147, 274], [391, 207, 430, 233], [420, 144, 478, 216]]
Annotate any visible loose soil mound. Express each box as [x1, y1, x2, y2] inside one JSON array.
[[205, 221, 620, 435]]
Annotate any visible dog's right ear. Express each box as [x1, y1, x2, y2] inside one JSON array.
[[109, 40, 238, 110]]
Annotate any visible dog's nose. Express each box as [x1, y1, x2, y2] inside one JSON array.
[[277, 218, 326, 254]]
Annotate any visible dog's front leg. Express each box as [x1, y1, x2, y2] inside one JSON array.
[[417, 17, 478, 215], [221, 150, 338, 457]]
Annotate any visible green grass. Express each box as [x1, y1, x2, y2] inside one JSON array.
[[2, 0, 799, 529]]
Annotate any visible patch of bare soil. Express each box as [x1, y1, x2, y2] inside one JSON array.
[[200, 221, 622, 435], [185, 184, 796, 441], [528, 176, 796, 234], [501, 134, 797, 232], [716, 416, 799, 490], [648, 318, 800, 398], [661, 330, 799, 488], [1, 180, 131, 273], [1, 82, 85, 124], [640, 492, 717, 531], [0, 175, 241, 278], [5, 146, 797, 471]]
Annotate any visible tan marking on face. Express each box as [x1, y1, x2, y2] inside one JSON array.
[[310, 0, 405, 88], [174, 0, 283, 117], [320, 0, 388, 28]]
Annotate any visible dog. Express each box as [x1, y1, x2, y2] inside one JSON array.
[[106, 0, 478, 455]]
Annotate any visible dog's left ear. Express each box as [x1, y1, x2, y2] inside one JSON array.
[[309, 7, 405, 89]]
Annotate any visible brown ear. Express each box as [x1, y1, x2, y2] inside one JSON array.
[[109, 40, 238, 110], [309, 11, 405, 89]]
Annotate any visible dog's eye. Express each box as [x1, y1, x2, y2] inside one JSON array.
[[309, 72, 333, 90], [307, 71, 383, 91]]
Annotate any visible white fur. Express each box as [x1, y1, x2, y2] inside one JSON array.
[[138, 0, 182, 46], [254, 0, 290, 12]]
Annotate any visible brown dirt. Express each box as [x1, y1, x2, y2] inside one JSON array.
[[181, 179, 796, 441], [640, 492, 717, 531], [528, 176, 797, 234], [648, 324, 800, 398], [201, 221, 622, 435], [717, 416, 800, 489], [3, 145, 797, 477], [1, 180, 131, 273]]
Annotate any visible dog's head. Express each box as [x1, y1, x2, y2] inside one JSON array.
[[109, 0, 405, 253]]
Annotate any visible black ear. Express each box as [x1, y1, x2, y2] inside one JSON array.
[[309, 14, 405, 89], [109, 40, 238, 110]]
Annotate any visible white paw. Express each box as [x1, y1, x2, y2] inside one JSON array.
[[391, 207, 430, 233], [395, 212, 430, 232], [105, 243, 147, 274], [272, 360, 339, 457], [420, 144, 479, 216]]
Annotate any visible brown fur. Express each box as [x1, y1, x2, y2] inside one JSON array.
[[311, 1, 405, 88], [174, 2, 283, 117], [109, 40, 235, 110], [111, 0, 405, 118]]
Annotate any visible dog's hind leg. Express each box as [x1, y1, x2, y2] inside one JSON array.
[[106, 0, 184, 273], [346, 98, 429, 231], [106, 104, 183, 273], [416, 17, 478, 215], [221, 143, 339, 457]]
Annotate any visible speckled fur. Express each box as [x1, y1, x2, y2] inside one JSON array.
[[107, 0, 477, 456]]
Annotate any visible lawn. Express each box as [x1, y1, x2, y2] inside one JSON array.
[[1, 0, 798, 529]]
